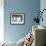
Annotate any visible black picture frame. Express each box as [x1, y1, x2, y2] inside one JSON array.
[[10, 13, 25, 25]]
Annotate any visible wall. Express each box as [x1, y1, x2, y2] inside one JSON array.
[[0, 0, 4, 42], [4, 0, 40, 42], [40, 0, 46, 27]]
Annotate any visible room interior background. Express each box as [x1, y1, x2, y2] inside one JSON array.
[[0, 0, 46, 43]]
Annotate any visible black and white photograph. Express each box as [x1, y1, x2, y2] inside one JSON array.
[[10, 13, 25, 24]]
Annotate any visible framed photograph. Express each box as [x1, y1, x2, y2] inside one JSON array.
[[10, 13, 25, 24]]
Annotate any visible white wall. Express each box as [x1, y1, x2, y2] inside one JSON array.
[[0, 0, 4, 42]]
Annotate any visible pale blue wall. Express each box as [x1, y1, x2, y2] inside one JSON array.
[[40, 0, 46, 27], [4, 0, 40, 42]]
